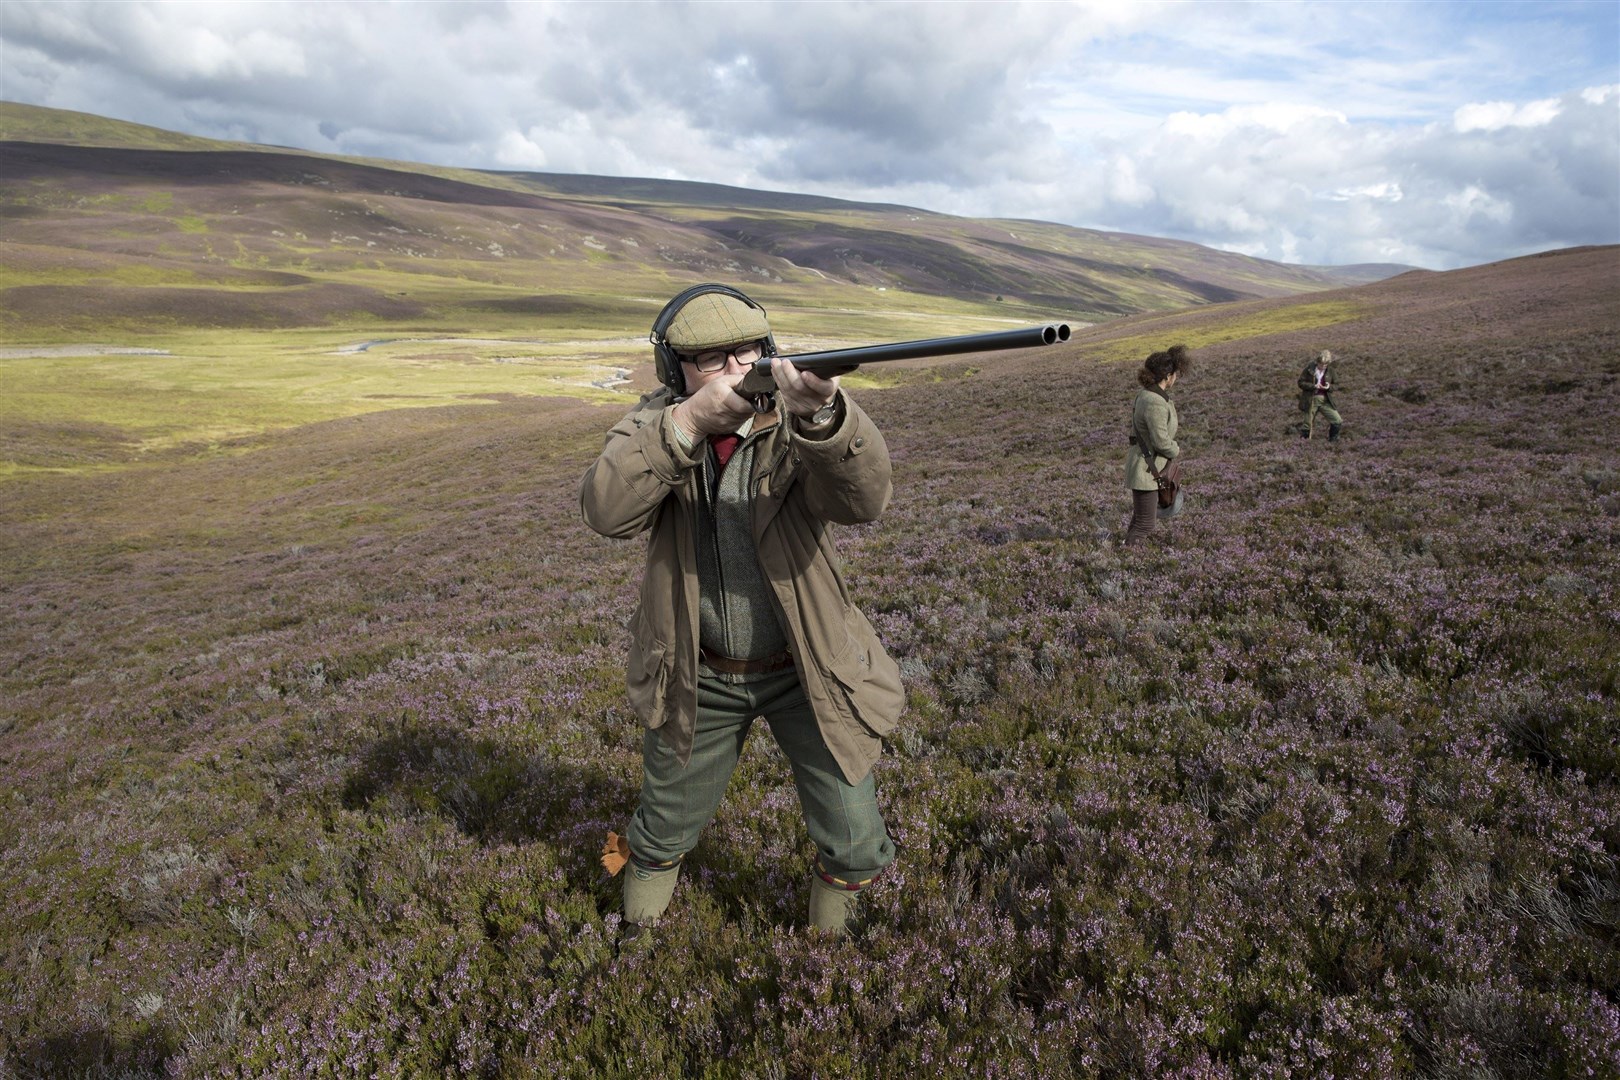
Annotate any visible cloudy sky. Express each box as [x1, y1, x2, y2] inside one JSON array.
[[3, 0, 1616, 270]]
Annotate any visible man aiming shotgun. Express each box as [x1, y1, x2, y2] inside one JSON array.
[[580, 282, 1066, 938]]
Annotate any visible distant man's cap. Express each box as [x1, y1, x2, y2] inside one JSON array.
[[663, 293, 771, 353]]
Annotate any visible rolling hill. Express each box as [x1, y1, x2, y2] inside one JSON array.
[[1, 101, 1412, 344]]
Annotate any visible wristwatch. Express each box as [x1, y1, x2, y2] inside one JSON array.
[[805, 401, 838, 428]]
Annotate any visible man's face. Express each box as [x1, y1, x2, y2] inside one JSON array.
[[680, 340, 764, 393]]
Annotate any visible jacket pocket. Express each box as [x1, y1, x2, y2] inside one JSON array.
[[825, 627, 904, 738], [624, 609, 672, 727]]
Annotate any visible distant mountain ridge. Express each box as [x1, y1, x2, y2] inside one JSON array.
[[492, 169, 924, 217], [1, 100, 1418, 340], [494, 169, 1416, 290]]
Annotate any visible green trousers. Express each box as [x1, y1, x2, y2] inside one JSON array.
[[1303, 397, 1342, 435], [626, 668, 894, 886]]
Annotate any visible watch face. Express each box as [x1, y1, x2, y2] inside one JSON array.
[[812, 404, 837, 424]]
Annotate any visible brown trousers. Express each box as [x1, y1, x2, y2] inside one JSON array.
[[1125, 489, 1159, 546]]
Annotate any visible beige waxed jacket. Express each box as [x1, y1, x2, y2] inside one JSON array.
[[1125, 386, 1180, 491], [579, 387, 904, 786]]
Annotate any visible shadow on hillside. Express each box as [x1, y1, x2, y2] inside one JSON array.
[[6, 1025, 175, 1078], [335, 724, 834, 930], [339, 723, 638, 858]]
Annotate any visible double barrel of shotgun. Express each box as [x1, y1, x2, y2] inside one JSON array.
[[735, 322, 1071, 412]]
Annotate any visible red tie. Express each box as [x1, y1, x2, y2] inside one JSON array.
[[708, 433, 741, 470]]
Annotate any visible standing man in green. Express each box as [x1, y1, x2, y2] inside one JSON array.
[[581, 284, 903, 939], [1297, 349, 1344, 441]]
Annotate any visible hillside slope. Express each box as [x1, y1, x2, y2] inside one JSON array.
[[1, 101, 1410, 342], [1, 236, 1616, 1074]]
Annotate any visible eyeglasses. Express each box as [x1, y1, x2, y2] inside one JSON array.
[[683, 341, 764, 373]]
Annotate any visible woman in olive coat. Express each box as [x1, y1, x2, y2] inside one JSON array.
[[1124, 345, 1192, 546]]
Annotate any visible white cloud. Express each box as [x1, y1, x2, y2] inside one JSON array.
[[1163, 103, 1349, 138], [1026, 83, 1618, 269], [1322, 183, 1403, 203], [1454, 97, 1563, 133], [492, 130, 549, 171], [1443, 184, 1514, 225], [1103, 156, 1154, 208], [0, 0, 1615, 270]]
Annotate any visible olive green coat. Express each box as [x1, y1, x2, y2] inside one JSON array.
[[579, 387, 904, 786], [1297, 361, 1340, 411], [1125, 386, 1180, 491]]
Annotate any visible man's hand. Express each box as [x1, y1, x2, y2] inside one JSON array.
[[672, 372, 755, 439], [770, 357, 839, 419]]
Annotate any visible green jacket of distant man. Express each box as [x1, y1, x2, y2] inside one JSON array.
[[1297, 356, 1341, 412]]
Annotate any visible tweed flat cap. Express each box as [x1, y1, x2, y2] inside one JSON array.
[[663, 293, 771, 352]]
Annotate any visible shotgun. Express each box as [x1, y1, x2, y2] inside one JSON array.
[[735, 323, 1071, 412]]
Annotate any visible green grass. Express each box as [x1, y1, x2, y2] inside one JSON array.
[[0, 102, 246, 152], [0, 261, 221, 289], [1074, 300, 1371, 363], [0, 332, 639, 472], [0, 308, 1071, 478], [0, 269, 1317, 480], [1, 227, 1088, 475]]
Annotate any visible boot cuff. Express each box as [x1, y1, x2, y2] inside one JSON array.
[[815, 858, 880, 891]]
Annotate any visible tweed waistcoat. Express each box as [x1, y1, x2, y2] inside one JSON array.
[[694, 434, 790, 673]]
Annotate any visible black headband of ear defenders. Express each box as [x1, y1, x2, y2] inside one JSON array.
[[648, 283, 773, 397]]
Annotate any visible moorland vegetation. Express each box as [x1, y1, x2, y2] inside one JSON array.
[[1, 104, 1617, 1078]]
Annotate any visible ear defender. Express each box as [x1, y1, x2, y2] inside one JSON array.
[[649, 283, 776, 398]]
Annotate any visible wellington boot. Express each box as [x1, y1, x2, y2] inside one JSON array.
[[808, 874, 861, 935], [1328, 423, 1342, 443], [623, 863, 680, 929]]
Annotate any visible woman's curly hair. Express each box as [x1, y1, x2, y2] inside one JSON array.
[[1137, 344, 1193, 388]]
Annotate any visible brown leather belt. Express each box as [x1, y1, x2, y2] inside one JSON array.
[[699, 647, 795, 675]]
